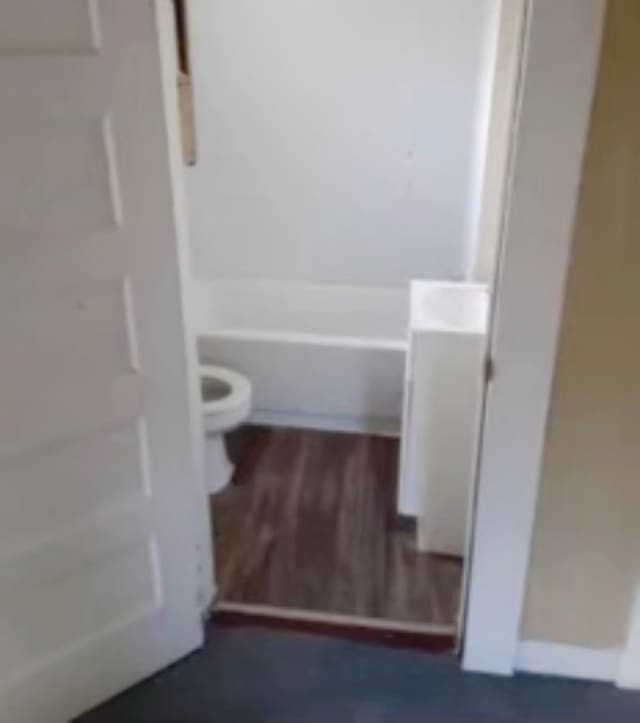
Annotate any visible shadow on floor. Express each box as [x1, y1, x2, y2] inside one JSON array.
[[75, 623, 640, 722]]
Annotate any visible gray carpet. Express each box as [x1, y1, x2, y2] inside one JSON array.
[[76, 624, 640, 722]]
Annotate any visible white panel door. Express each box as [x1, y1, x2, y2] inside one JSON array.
[[0, 1, 208, 721]]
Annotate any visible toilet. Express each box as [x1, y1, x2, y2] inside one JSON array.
[[200, 365, 252, 494]]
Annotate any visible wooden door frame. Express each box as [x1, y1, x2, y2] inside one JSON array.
[[156, 0, 214, 612], [462, 0, 606, 675], [164, 0, 612, 676]]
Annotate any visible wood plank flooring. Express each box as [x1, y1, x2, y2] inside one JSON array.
[[211, 427, 462, 627]]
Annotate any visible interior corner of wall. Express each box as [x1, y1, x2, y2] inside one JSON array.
[[463, 0, 503, 285]]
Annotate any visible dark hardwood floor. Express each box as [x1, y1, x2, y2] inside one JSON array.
[[210, 426, 462, 628]]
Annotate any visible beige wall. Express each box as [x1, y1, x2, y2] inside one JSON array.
[[522, 0, 640, 648]]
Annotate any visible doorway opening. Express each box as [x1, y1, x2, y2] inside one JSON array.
[[179, 0, 525, 648]]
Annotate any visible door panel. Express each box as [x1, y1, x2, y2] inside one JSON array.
[[0, 0, 100, 55], [0, 2, 206, 720]]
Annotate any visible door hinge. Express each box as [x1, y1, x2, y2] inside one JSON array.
[[484, 355, 496, 383]]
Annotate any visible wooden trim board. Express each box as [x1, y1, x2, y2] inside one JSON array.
[[516, 641, 620, 683], [618, 585, 640, 689], [213, 602, 456, 653], [462, 0, 606, 676]]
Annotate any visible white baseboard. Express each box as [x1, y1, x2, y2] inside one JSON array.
[[617, 655, 640, 690], [515, 641, 620, 683], [249, 409, 400, 438], [617, 585, 640, 689]]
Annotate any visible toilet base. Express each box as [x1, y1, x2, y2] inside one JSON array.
[[204, 434, 235, 494]]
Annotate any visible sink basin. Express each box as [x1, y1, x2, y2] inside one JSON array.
[[410, 281, 489, 334]]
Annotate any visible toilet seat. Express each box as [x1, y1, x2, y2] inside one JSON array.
[[200, 365, 252, 434]]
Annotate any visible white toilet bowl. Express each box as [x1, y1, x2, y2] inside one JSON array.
[[200, 365, 252, 494]]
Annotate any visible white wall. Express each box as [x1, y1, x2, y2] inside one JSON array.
[[187, 0, 497, 288]]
